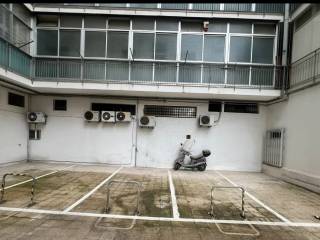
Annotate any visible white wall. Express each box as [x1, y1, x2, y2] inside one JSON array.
[[291, 9, 320, 62], [30, 95, 267, 171], [0, 86, 28, 164], [266, 84, 320, 189]]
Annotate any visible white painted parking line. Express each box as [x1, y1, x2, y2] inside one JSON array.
[[215, 170, 291, 223], [63, 166, 123, 212], [168, 170, 180, 219], [4, 165, 75, 190], [0, 206, 319, 228]]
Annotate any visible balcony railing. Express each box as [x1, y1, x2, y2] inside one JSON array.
[[36, 3, 286, 14], [289, 48, 320, 89], [0, 37, 285, 90], [33, 58, 284, 90]]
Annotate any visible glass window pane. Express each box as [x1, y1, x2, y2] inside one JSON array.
[[179, 64, 201, 83], [154, 63, 177, 82], [59, 30, 81, 57], [0, 6, 10, 40], [133, 33, 154, 59], [60, 15, 82, 28], [85, 31, 106, 57], [131, 62, 153, 82], [252, 37, 274, 64], [132, 17, 154, 30], [203, 64, 225, 84], [181, 35, 203, 61], [156, 19, 178, 31], [106, 61, 129, 81], [229, 36, 251, 62], [230, 22, 252, 33], [37, 30, 58, 56], [208, 21, 227, 32], [107, 31, 128, 58], [181, 21, 202, 32], [155, 33, 177, 60], [36, 14, 58, 27], [84, 15, 106, 28], [108, 19, 130, 30], [254, 24, 276, 34], [204, 35, 225, 62]]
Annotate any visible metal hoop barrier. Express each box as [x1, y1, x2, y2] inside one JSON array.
[[105, 180, 142, 216], [209, 186, 246, 219], [0, 173, 36, 205]]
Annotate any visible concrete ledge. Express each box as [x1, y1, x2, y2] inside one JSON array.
[[262, 164, 320, 193]]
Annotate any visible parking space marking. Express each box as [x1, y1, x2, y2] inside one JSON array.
[[63, 166, 123, 212], [168, 170, 180, 219], [3, 165, 75, 190], [0, 206, 319, 228], [215, 170, 291, 223]]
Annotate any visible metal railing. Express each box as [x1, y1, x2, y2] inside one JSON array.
[[35, 3, 286, 14], [289, 48, 320, 89], [33, 58, 285, 90]]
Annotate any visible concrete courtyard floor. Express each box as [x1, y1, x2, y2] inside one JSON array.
[[0, 161, 319, 239]]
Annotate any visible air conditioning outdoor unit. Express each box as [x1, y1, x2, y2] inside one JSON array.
[[84, 111, 100, 122], [139, 116, 156, 128], [101, 111, 115, 123], [199, 115, 214, 127], [27, 112, 47, 123], [115, 111, 131, 122]]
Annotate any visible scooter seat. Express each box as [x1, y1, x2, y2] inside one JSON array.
[[190, 153, 203, 160]]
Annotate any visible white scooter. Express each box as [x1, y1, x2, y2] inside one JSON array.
[[173, 135, 211, 171]]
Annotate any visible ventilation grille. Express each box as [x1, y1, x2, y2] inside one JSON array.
[[144, 105, 197, 118], [263, 128, 285, 168]]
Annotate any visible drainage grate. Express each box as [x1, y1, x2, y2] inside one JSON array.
[[263, 128, 285, 168]]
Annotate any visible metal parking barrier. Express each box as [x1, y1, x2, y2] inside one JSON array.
[[105, 180, 142, 216], [0, 173, 36, 206], [209, 186, 246, 219]]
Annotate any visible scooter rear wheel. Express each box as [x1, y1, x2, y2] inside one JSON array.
[[174, 163, 181, 170], [197, 164, 206, 171]]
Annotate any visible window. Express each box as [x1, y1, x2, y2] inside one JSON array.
[[155, 33, 177, 60], [230, 22, 252, 33], [132, 17, 154, 30], [37, 30, 58, 56], [156, 19, 178, 31], [224, 102, 259, 114], [208, 102, 222, 112], [208, 21, 227, 33], [85, 31, 106, 57], [8, 92, 25, 107], [252, 37, 274, 64], [92, 103, 136, 115], [84, 15, 106, 29], [181, 35, 203, 61], [133, 33, 154, 59], [60, 15, 82, 28], [107, 31, 128, 58], [203, 35, 225, 62], [254, 24, 276, 34], [181, 21, 202, 32], [29, 129, 41, 140], [144, 105, 197, 118], [229, 36, 251, 62], [108, 19, 130, 30], [36, 14, 58, 27], [59, 30, 81, 57], [53, 99, 67, 111]]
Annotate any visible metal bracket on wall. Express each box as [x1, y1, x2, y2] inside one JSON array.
[[0, 173, 36, 206]]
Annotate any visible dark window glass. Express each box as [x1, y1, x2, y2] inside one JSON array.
[[53, 99, 67, 111], [59, 30, 81, 57], [37, 30, 58, 56], [107, 31, 128, 58], [29, 130, 41, 140], [85, 31, 106, 57], [208, 102, 222, 112], [8, 92, 25, 107], [224, 102, 259, 114]]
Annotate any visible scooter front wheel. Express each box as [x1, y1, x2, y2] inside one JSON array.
[[174, 163, 181, 170]]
